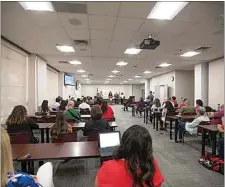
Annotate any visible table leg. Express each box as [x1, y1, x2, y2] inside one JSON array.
[[28, 161, 34, 174], [211, 131, 217, 155], [153, 113, 155, 129], [174, 119, 178, 143], [144, 109, 146, 123], [146, 109, 148, 124], [170, 119, 173, 140], [133, 107, 135, 117], [46, 128, 50, 143], [21, 162, 27, 172], [156, 114, 159, 131], [201, 128, 206, 156], [39, 161, 44, 167], [41, 129, 44, 143]]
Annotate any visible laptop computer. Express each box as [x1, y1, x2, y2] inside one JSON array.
[[98, 131, 121, 157]]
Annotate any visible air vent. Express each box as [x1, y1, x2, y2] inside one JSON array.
[[58, 61, 68, 64], [52, 2, 87, 14], [74, 40, 89, 46], [195, 47, 211, 52]]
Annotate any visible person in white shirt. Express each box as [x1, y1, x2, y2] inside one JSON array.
[[79, 97, 91, 111], [177, 106, 210, 142], [52, 97, 61, 111]]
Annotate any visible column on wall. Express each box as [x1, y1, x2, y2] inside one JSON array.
[[194, 63, 208, 106], [58, 72, 65, 98], [145, 79, 150, 98]]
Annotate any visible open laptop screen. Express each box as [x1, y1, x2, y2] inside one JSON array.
[[99, 132, 121, 148]]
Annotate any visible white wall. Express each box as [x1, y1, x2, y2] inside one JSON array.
[[132, 84, 145, 100], [81, 84, 133, 99], [175, 70, 194, 104], [208, 58, 224, 108], [1, 41, 28, 122], [46, 67, 58, 105], [150, 71, 176, 97]]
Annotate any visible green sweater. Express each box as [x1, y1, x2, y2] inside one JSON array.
[[64, 109, 81, 122], [179, 106, 196, 114]]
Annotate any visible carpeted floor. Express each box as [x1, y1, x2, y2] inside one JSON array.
[[15, 105, 224, 187]]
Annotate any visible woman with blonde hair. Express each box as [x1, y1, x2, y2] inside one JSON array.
[[1, 127, 41, 187], [6, 105, 39, 143]]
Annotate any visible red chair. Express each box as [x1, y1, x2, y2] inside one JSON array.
[[9, 132, 29, 144], [52, 131, 77, 143]]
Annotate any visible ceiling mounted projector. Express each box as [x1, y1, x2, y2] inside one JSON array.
[[140, 35, 160, 50]]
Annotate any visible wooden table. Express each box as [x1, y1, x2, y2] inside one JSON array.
[[166, 115, 196, 142], [29, 115, 56, 123], [198, 124, 218, 156], [12, 144, 27, 160]]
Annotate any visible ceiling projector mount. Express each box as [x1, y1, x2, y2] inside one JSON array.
[[140, 34, 160, 50]]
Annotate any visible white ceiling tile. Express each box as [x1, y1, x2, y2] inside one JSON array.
[[89, 15, 117, 30], [112, 30, 136, 42], [90, 30, 113, 40], [65, 29, 90, 40], [115, 17, 144, 31], [87, 2, 121, 16], [119, 2, 155, 19], [58, 12, 89, 29]]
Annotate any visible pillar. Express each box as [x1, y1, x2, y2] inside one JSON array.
[[145, 79, 150, 99]]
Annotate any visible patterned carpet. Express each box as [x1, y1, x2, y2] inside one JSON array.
[[15, 105, 224, 187]]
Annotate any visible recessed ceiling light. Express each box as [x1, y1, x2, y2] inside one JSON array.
[[69, 60, 81, 65], [143, 71, 152, 74], [147, 2, 188, 20], [77, 69, 85, 73], [158, 63, 172, 67], [105, 81, 109, 83], [84, 78, 90, 81], [128, 79, 133, 81], [112, 70, 120, 74], [135, 75, 141, 78], [120, 83, 124, 84], [106, 79, 112, 81], [123, 81, 128, 83], [81, 75, 88, 78], [180, 51, 201, 57], [124, 48, 142, 55], [116, 61, 128, 66], [108, 75, 115, 78], [56, 45, 75, 53], [19, 2, 55, 12]]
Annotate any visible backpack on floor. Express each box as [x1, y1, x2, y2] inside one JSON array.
[[199, 151, 224, 175]]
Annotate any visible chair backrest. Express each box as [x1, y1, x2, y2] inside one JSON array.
[[9, 132, 29, 144], [86, 131, 99, 141], [80, 108, 90, 115], [52, 131, 77, 143], [37, 162, 54, 187], [50, 111, 58, 115], [199, 121, 211, 126]]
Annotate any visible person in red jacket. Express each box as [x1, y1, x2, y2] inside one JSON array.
[[95, 125, 164, 187], [100, 100, 114, 120], [210, 104, 224, 125]]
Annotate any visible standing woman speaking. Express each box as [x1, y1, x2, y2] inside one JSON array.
[[108, 91, 113, 105]]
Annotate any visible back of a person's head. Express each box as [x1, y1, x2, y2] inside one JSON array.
[[1, 128, 13, 186], [6, 105, 27, 125], [154, 98, 161, 107], [140, 97, 144, 102], [196, 106, 206, 116], [91, 105, 102, 120], [59, 100, 67, 110], [97, 98, 103, 105], [196, 99, 203, 107], [41, 100, 49, 112], [52, 111, 67, 138], [68, 100, 75, 108], [172, 96, 176, 100], [83, 97, 87, 103], [56, 97, 60, 103], [101, 100, 108, 114], [150, 91, 152, 94], [77, 98, 81, 102], [114, 125, 155, 186]]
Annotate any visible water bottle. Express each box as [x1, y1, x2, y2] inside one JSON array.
[[217, 104, 221, 111]]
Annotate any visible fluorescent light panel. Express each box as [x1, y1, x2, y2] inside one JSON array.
[[158, 63, 172, 67], [19, 2, 55, 11], [135, 75, 141, 78], [124, 48, 142, 55], [56, 45, 75, 53], [81, 75, 88, 78], [143, 71, 152, 74], [147, 2, 188, 20], [116, 61, 128, 66], [106, 79, 112, 81], [108, 75, 115, 78], [128, 79, 133, 81], [69, 60, 81, 65], [77, 69, 85, 73], [123, 81, 128, 83], [180, 51, 200, 57], [112, 70, 120, 73]]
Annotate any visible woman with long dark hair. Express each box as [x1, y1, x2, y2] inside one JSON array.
[[59, 100, 67, 111], [95, 125, 164, 187], [41, 100, 49, 114], [101, 100, 114, 120]]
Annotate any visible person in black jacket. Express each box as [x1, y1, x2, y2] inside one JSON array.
[[6, 105, 39, 143], [83, 105, 111, 136]]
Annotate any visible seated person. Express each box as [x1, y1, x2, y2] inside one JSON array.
[[135, 97, 145, 116], [177, 106, 210, 142], [88, 97, 94, 105], [217, 117, 224, 159], [151, 98, 161, 112], [179, 98, 188, 109], [64, 101, 80, 123], [59, 100, 67, 111], [38, 100, 51, 114], [161, 100, 176, 130], [124, 96, 133, 111], [52, 97, 61, 111], [101, 100, 114, 120], [195, 99, 203, 111], [179, 100, 196, 115], [83, 105, 111, 137], [171, 96, 178, 107], [95, 125, 164, 187], [75, 98, 82, 107], [6, 105, 39, 143], [209, 104, 224, 125], [79, 97, 91, 111], [1, 128, 41, 187], [50, 111, 72, 140]]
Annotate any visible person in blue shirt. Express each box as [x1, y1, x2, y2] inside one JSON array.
[[1, 128, 41, 187]]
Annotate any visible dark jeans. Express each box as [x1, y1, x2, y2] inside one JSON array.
[[178, 120, 186, 140], [217, 138, 224, 159]]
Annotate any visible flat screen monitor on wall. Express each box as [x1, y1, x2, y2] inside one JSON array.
[[64, 74, 75, 86]]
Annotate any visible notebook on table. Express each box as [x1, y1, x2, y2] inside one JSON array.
[[98, 131, 121, 157]]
